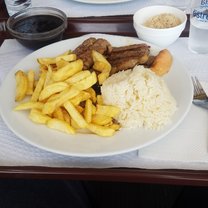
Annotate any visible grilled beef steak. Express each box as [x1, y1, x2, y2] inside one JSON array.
[[73, 38, 112, 70], [107, 43, 150, 75]]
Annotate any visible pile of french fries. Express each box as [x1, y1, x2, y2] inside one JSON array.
[[14, 50, 120, 137]]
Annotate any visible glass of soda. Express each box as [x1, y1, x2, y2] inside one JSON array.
[[188, 0, 208, 54], [4, 0, 32, 16]]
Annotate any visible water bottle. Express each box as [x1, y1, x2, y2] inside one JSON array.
[[188, 0, 208, 54]]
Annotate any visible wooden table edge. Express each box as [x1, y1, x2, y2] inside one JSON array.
[[0, 166, 208, 186]]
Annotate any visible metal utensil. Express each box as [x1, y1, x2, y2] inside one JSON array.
[[192, 76, 208, 109]]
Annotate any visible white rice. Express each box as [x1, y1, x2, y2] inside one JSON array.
[[101, 66, 177, 130]]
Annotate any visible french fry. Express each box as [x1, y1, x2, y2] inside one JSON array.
[[52, 107, 65, 121], [39, 82, 69, 101], [75, 105, 84, 113], [92, 50, 111, 72], [92, 114, 112, 126], [96, 95, 103, 105], [14, 48, 121, 138], [109, 123, 121, 131], [62, 108, 71, 124], [85, 88, 96, 103], [42, 86, 80, 115], [15, 70, 28, 102], [46, 92, 61, 102], [14, 101, 44, 111], [71, 118, 80, 129], [98, 71, 110, 85], [56, 59, 69, 69], [31, 71, 47, 102], [37, 57, 57, 65], [96, 104, 120, 118], [39, 64, 48, 72], [47, 118, 75, 134], [87, 123, 115, 137], [29, 109, 51, 124], [92, 50, 111, 84], [26, 69, 35, 95], [92, 104, 96, 115], [65, 70, 91, 84], [55, 54, 77, 62], [84, 99, 93, 123], [69, 91, 91, 106], [37, 53, 76, 66], [72, 71, 97, 90], [63, 101, 87, 128], [52, 59, 83, 81], [44, 66, 53, 87], [92, 62, 107, 72]]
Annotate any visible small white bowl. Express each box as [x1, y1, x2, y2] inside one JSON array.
[[133, 5, 187, 48]]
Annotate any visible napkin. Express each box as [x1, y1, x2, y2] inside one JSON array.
[[139, 105, 208, 161], [1, 38, 208, 170], [138, 38, 208, 162]]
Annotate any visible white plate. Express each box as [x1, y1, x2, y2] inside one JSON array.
[[71, 0, 133, 4], [0, 34, 193, 157]]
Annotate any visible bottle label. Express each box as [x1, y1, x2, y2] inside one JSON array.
[[201, 0, 208, 7], [193, 0, 208, 23]]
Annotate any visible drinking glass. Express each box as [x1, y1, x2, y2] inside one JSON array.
[[4, 0, 32, 16]]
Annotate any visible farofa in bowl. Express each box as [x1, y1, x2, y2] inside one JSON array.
[[133, 5, 187, 47], [144, 13, 181, 29]]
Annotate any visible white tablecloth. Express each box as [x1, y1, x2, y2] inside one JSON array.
[[31, 0, 190, 17], [0, 37, 208, 170]]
